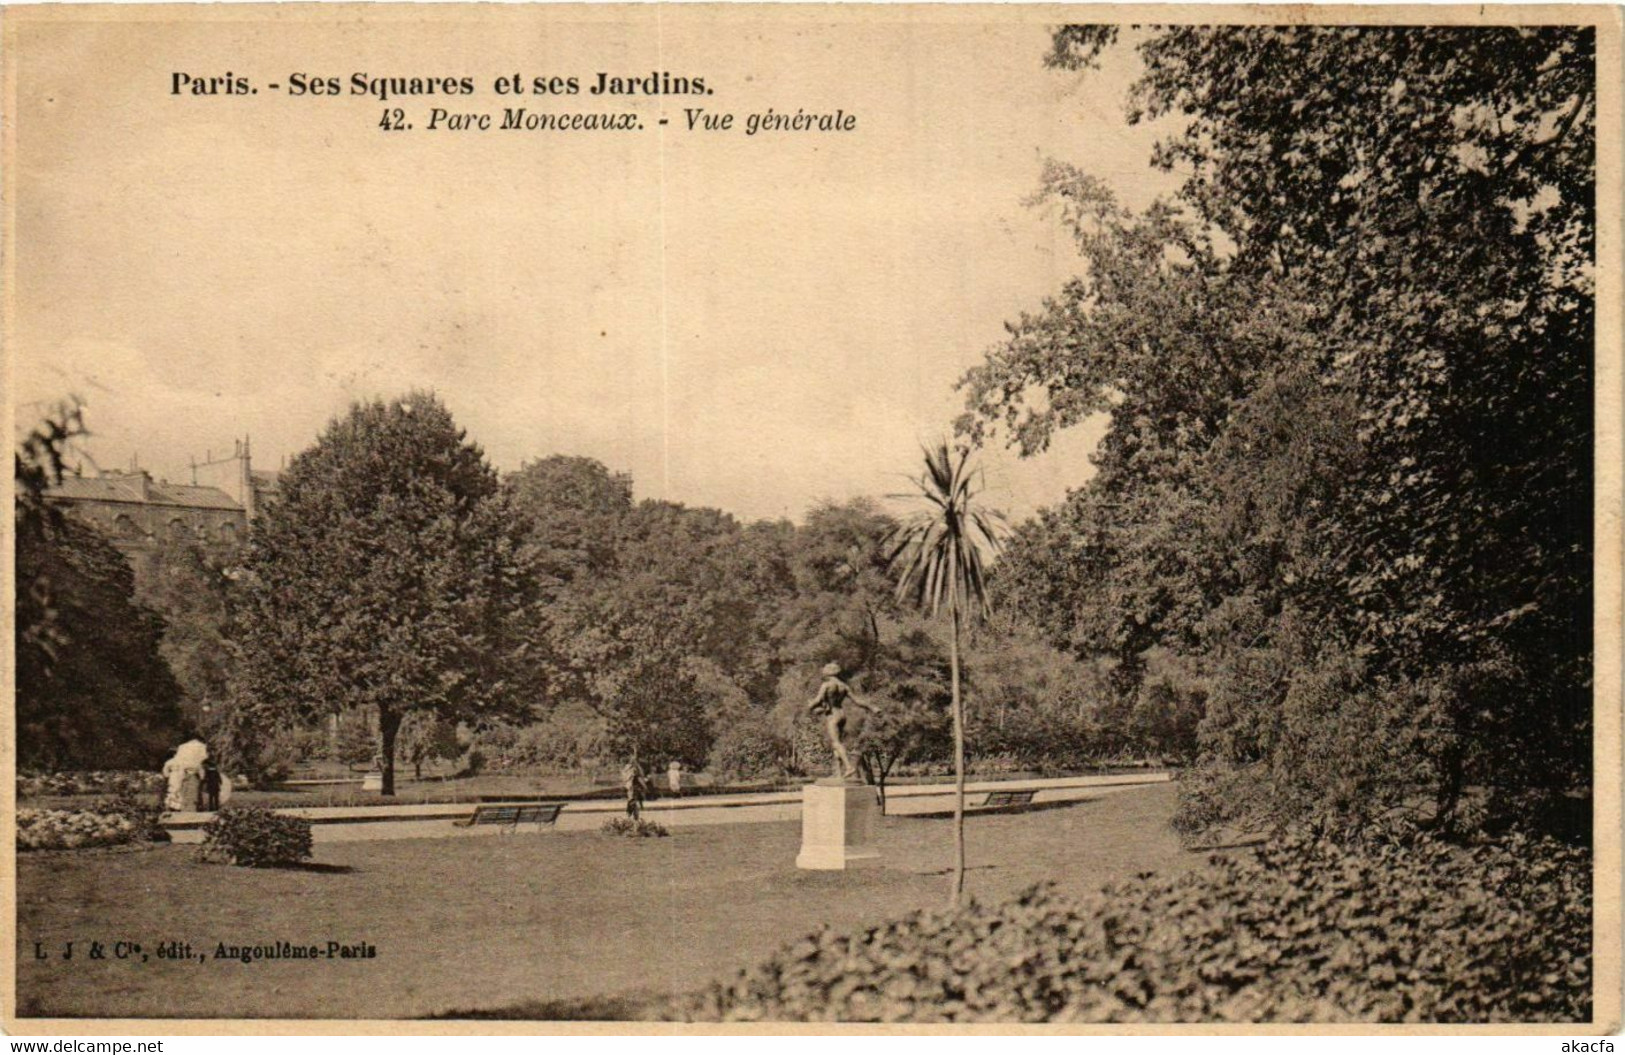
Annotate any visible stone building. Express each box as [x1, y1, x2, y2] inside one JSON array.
[[44, 438, 278, 587], [188, 438, 280, 524]]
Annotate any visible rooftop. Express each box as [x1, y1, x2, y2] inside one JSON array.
[[47, 472, 243, 512]]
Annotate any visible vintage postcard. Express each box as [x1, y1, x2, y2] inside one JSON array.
[[3, 2, 1620, 1035]]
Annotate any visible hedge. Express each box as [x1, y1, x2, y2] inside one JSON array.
[[669, 831, 1590, 1023]]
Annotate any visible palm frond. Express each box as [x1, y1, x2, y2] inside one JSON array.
[[885, 440, 1006, 619]]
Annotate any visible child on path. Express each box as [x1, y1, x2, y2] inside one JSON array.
[[621, 754, 647, 821]]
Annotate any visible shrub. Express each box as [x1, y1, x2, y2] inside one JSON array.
[[458, 745, 488, 778], [16, 808, 142, 851], [474, 710, 608, 772], [198, 807, 313, 867], [671, 831, 1589, 1023], [709, 720, 789, 783], [255, 727, 312, 785], [330, 709, 378, 764], [600, 817, 669, 838]]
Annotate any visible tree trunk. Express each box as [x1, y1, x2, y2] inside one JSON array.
[[865, 758, 888, 816], [379, 705, 401, 797], [950, 594, 966, 908]]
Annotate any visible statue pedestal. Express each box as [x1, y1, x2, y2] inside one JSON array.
[[796, 781, 881, 870], [361, 770, 383, 792]]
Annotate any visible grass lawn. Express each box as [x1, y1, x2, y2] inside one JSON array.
[[17, 782, 1206, 1020]]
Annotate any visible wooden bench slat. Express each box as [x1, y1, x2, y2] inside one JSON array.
[[981, 790, 1037, 808], [455, 803, 566, 829]]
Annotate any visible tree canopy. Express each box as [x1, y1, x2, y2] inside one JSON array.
[[234, 393, 532, 794]]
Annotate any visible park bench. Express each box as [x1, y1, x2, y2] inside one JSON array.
[[980, 789, 1037, 809], [454, 803, 565, 833]]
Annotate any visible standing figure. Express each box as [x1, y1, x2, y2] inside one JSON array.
[[806, 663, 876, 781], [667, 760, 683, 797], [621, 753, 647, 821], [202, 758, 223, 812], [161, 739, 209, 811]]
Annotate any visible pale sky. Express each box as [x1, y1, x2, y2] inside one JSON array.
[[10, 10, 1178, 523]]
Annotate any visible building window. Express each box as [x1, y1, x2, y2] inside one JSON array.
[[168, 518, 188, 541], [112, 514, 142, 539]]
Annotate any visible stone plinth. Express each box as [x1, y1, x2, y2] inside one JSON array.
[[361, 771, 383, 792], [796, 781, 881, 870]]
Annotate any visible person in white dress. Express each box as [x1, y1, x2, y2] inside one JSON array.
[[161, 739, 209, 811]]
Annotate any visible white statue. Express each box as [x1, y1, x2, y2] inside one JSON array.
[[161, 739, 209, 811]]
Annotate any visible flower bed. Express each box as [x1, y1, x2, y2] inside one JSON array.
[[18, 771, 165, 800], [17, 808, 145, 851], [601, 817, 669, 838]]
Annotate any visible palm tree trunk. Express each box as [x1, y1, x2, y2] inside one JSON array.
[[950, 594, 965, 908]]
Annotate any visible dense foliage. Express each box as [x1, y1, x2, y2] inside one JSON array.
[[140, 540, 241, 735], [849, 628, 953, 811], [198, 807, 314, 867], [19, 395, 1198, 792], [499, 463, 1117, 780], [15, 404, 187, 771], [673, 832, 1589, 1023], [961, 26, 1594, 836]]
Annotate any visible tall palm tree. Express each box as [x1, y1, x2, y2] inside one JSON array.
[[887, 441, 1005, 907]]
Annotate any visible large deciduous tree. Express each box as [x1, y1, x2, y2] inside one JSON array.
[[961, 26, 1594, 837], [16, 401, 186, 770], [235, 393, 531, 795]]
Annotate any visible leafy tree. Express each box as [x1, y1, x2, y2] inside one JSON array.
[[850, 626, 953, 814], [141, 540, 240, 733], [960, 621, 1116, 772], [234, 393, 532, 795], [1122, 26, 1594, 826], [776, 499, 900, 676], [526, 494, 800, 769], [887, 442, 1006, 905], [15, 401, 186, 769], [16, 398, 90, 696], [597, 656, 716, 771], [396, 711, 460, 780], [504, 455, 632, 592]]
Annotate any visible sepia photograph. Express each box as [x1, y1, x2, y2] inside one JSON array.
[[4, 3, 1620, 1032]]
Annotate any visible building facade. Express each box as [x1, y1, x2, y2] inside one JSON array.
[[43, 438, 278, 586]]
